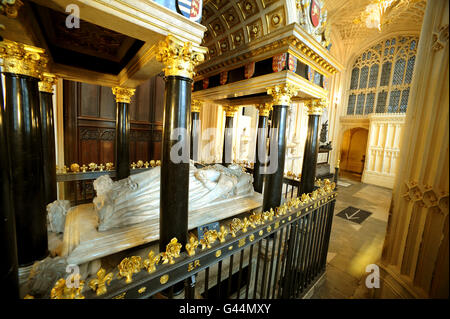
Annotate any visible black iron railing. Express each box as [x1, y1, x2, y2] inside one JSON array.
[[79, 184, 337, 300]]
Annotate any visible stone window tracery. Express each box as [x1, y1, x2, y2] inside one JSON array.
[[346, 35, 418, 115]]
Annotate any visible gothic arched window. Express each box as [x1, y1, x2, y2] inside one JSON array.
[[346, 36, 418, 115]]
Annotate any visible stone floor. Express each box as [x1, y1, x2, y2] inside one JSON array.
[[310, 175, 392, 299]]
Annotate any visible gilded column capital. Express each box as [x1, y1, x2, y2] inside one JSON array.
[[0, 39, 47, 79], [256, 103, 273, 117], [112, 87, 136, 104], [156, 35, 208, 79], [267, 84, 299, 106], [305, 98, 328, 115], [223, 105, 239, 117], [38, 72, 58, 93], [191, 99, 203, 113]]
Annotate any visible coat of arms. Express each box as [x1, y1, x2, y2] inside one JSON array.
[[272, 53, 286, 73], [220, 71, 228, 85], [244, 62, 255, 79], [310, 0, 320, 27], [288, 55, 297, 72], [177, 0, 202, 23]]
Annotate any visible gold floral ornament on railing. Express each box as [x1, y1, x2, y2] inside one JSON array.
[[117, 256, 142, 284], [143, 251, 161, 273], [89, 268, 113, 296], [200, 230, 218, 249], [50, 277, 85, 299], [218, 226, 228, 243], [185, 234, 199, 256], [160, 238, 182, 264], [229, 218, 242, 237]]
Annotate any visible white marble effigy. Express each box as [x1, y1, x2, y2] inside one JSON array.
[[58, 163, 262, 266], [62, 192, 262, 265]]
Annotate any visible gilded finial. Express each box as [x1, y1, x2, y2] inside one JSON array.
[[160, 238, 182, 264], [88, 268, 113, 296], [200, 230, 218, 249], [218, 226, 228, 243], [143, 251, 160, 273], [105, 162, 114, 171], [98, 163, 105, 171], [50, 277, 85, 299], [88, 162, 97, 172], [117, 256, 142, 284], [80, 164, 87, 173], [185, 234, 199, 256]]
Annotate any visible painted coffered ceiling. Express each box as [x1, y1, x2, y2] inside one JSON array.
[[201, 0, 427, 67]]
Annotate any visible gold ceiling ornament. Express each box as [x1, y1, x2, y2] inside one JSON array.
[[255, 103, 273, 117], [50, 278, 85, 299], [156, 35, 208, 79], [38, 72, 57, 93], [88, 268, 113, 296], [267, 84, 299, 106], [112, 87, 136, 104], [305, 98, 328, 115], [0, 0, 23, 19], [191, 99, 203, 113], [143, 250, 160, 273], [185, 234, 199, 256], [223, 105, 239, 117], [0, 39, 48, 79], [117, 256, 142, 284]]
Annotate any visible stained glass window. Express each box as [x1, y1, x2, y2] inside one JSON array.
[[346, 36, 418, 115]]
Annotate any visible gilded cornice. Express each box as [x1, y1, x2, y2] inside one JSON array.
[[305, 98, 327, 115], [191, 99, 203, 113], [0, 39, 47, 79], [112, 87, 136, 104], [267, 84, 299, 106], [223, 105, 239, 117], [156, 35, 208, 79], [194, 24, 343, 81], [256, 103, 273, 117], [39, 72, 58, 93]]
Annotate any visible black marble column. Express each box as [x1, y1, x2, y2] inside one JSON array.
[[115, 102, 130, 180], [39, 79, 57, 206], [253, 104, 271, 193], [190, 110, 200, 161], [299, 101, 323, 195], [0, 75, 19, 298], [222, 113, 234, 165], [160, 75, 191, 250], [113, 87, 134, 180], [3, 72, 48, 266], [262, 104, 288, 212]]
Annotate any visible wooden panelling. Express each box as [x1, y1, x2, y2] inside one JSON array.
[[63, 75, 165, 169]]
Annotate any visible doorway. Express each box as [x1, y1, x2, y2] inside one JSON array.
[[339, 128, 369, 182]]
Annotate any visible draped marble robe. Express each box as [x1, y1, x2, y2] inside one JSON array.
[[93, 163, 254, 231]]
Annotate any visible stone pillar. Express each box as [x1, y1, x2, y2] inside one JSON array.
[[38, 72, 58, 206], [0, 69, 19, 298], [299, 98, 327, 195], [191, 99, 202, 161], [156, 35, 207, 250], [377, 0, 449, 299], [262, 84, 298, 212], [0, 40, 48, 266], [253, 103, 272, 193], [222, 105, 238, 165], [112, 87, 135, 180]]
